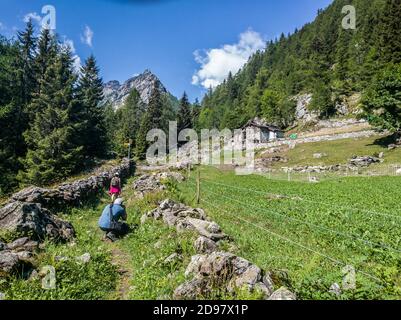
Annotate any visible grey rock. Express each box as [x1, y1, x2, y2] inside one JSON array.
[[329, 283, 342, 296], [0, 202, 75, 243], [267, 287, 296, 300], [349, 156, 381, 167], [194, 236, 217, 254], [0, 292, 5, 300], [76, 253, 91, 264], [164, 253, 182, 265], [173, 277, 209, 300], [0, 250, 33, 276], [178, 218, 226, 241]]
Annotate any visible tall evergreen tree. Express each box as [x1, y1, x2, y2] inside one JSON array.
[[177, 92, 192, 132], [379, 0, 401, 64], [113, 89, 142, 157], [135, 84, 163, 159], [77, 55, 108, 159], [16, 20, 37, 105], [19, 46, 83, 186]]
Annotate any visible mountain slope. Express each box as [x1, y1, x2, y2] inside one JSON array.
[[198, 0, 395, 130], [102, 69, 178, 110]]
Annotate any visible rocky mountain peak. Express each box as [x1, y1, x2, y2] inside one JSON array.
[[102, 69, 172, 110]]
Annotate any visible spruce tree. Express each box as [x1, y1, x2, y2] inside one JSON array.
[[379, 0, 401, 64], [16, 20, 37, 105], [177, 92, 192, 132], [114, 89, 142, 157], [363, 63, 401, 132], [135, 84, 163, 159], [20, 46, 83, 186], [77, 55, 108, 159]]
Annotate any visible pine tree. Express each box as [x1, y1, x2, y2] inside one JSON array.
[[135, 84, 163, 159], [177, 92, 192, 132], [0, 37, 21, 194], [77, 55, 108, 159], [114, 89, 142, 157], [363, 63, 401, 132], [28, 28, 57, 119], [16, 20, 37, 105], [19, 46, 83, 186], [379, 0, 401, 64]]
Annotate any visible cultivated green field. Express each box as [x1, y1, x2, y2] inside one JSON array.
[[176, 166, 401, 300]]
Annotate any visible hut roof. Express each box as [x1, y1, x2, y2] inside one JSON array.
[[242, 117, 282, 132]]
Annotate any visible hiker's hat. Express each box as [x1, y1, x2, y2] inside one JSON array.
[[114, 198, 124, 206]]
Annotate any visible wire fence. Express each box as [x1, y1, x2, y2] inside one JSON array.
[[256, 164, 401, 183]]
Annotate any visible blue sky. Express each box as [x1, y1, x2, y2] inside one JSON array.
[[0, 0, 333, 101]]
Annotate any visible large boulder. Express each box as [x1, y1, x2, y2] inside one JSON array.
[[0, 202, 75, 242], [176, 251, 277, 300]]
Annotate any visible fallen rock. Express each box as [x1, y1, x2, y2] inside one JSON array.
[[267, 287, 297, 300], [174, 277, 210, 300], [329, 283, 342, 296], [177, 218, 226, 242], [0, 250, 33, 277], [349, 156, 381, 167], [179, 251, 278, 300], [164, 253, 182, 265], [194, 236, 218, 254], [0, 202, 75, 243], [6, 237, 39, 252], [76, 253, 91, 264]]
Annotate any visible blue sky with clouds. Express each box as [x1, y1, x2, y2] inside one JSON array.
[[0, 0, 333, 101]]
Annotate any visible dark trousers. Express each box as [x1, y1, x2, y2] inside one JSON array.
[[101, 222, 129, 237]]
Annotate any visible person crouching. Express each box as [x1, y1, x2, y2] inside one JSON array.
[[99, 198, 129, 242]]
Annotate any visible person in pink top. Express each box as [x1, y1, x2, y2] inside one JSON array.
[[109, 172, 121, 202]]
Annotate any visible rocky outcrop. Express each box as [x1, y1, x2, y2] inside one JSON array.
[[0, 202, 75, 242], [294, 94, 318, 123], [133, 172, 184, 198], [10, 159, 134, 211], [102, 69, 178, 110]]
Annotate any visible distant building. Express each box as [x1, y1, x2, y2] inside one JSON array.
[[242, 118, 284, 143]]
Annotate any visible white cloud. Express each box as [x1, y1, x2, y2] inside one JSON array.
[[23, 12, 42, 24], [192, 29, 265, 89], [80, 25, 94, 47], [61, 38, 82, 73], [0, 22, 4, 30]]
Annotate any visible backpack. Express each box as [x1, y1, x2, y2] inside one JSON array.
[[111, 177, 120, 188]]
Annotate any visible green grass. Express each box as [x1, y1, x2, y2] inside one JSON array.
[[175, 166, 401, 300], [266, 135, 401, 169]]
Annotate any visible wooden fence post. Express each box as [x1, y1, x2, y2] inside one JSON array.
[[196, 169, 201, 205]]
